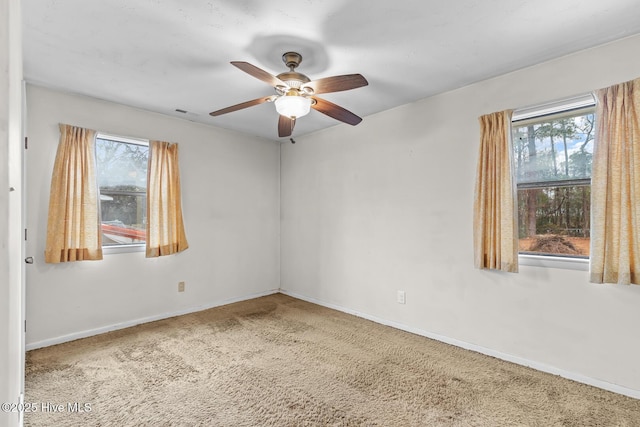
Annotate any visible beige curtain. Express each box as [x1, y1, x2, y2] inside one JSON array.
[[146, 140, 189, 257], [590, 78, 640, 285], [45, 124, 103, 263], [473, 110, 518, 272]]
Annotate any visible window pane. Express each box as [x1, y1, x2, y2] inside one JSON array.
[[96, 138, 148, 190], [96, 137, 148, 246], [517, 186, 590, 257], [512, 111, 594, 184], [513, 107, 593, 258], [100, 193, 147, 246]]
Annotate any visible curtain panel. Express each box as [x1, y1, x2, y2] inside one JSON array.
[[473, 110, 518, 272], [146, 140, 189, 257], [44, 124, 103, 263], [590, 78, 640, 285]]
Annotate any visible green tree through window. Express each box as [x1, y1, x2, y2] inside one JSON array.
[[512, 105, 594, 257]]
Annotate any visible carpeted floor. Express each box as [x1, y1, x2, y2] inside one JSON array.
[[25, 293, 640, 426]]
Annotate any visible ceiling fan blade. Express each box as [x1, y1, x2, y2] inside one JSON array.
[[311, 97, 363, 126], [231, 61, 287, 87], [209, 96, 275, 116], [278, 115, 295, 137], [302, 74, 368, 95]]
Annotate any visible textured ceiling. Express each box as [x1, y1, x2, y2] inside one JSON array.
[[23, 0, 640, 141]]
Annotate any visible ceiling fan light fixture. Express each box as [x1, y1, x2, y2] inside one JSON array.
[[275, 93, 311, 119]]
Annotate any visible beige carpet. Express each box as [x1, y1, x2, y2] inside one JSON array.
[[25, 293, 640, 426]]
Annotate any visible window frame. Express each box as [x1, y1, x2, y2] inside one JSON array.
[[511, 94, 596, 270], [95, 132, 149, 255]]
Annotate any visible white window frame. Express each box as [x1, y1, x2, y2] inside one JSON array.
[[512, 94, 595, 271], [96, 132, 149, 255]]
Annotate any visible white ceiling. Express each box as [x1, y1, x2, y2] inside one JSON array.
[[23, 0, 640, 141]]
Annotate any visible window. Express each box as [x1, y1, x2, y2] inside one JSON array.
[[512, 95, 595, 259], [95, 134, 149, 249]]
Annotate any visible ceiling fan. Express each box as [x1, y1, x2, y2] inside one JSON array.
[[209, 52, 368, 137]]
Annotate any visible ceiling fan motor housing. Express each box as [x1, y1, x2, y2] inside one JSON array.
[[276, 71, 310, 90]]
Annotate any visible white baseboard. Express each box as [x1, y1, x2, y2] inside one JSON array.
[[25, 289, 279, 351], [279, 289, 640, 400]]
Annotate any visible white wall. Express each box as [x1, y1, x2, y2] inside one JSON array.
[[281, 34, 640, 394], [0, 0, 23, 425], [25, 85, 280, 348]]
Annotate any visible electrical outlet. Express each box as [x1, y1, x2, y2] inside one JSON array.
[[178, 281, 185, 292], [397, 290, 406, 304]]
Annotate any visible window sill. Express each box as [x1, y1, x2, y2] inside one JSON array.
[[518, 254, 589, 271], [103, 244, 145, 255]]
